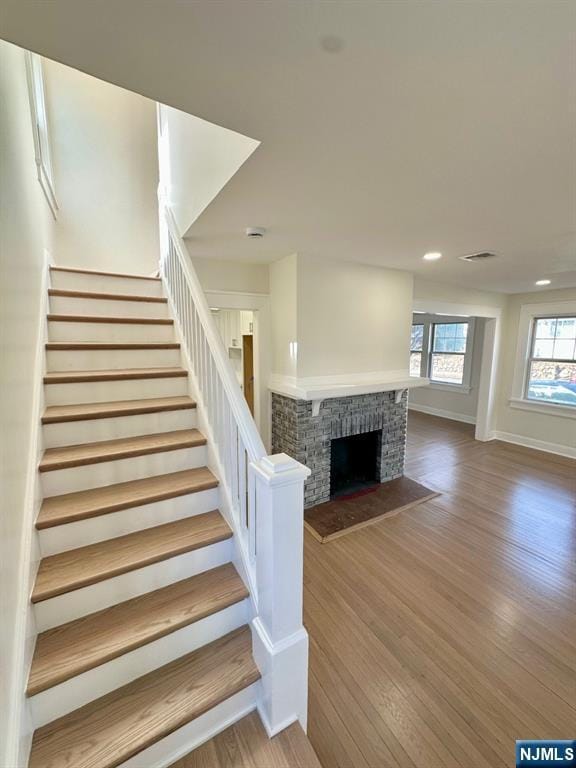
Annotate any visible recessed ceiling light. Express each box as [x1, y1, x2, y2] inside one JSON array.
[[423, 252, 442, 261], [535, 279, 551, 286]]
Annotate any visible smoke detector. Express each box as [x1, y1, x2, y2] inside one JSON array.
[[458, 252, 497, 263], [245, 227, 266, 239]]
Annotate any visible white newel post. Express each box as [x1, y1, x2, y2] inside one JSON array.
[[250, 453, 311, 736]]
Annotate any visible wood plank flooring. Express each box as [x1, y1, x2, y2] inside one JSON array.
[[305, 412, 576, 768], [170, 711, 322, 768]]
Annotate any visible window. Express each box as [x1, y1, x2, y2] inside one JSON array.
[[430, 322, 469, 385], [526, 316, 576, 407], [409, 315, 474, 390], [410, 324, 424, 377], [25, 52, 57, 218]]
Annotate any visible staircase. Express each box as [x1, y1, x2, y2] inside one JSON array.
[[26, 265, 268, 768]]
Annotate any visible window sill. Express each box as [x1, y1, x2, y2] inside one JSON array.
[[509, 397, 576, 420], [428, 382, 472, 394]]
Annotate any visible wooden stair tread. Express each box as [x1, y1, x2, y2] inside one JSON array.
[[50, 265, 160, 281], [32, 510, 232, 602], [29, 626, 259, 768], [28, 563, 248, 695], [48, 288, 167, 303], [37, 467, 218, 528], [42, 395, 196, 424], [47, 313, 173, 325], [44, 367, 187, 384], [46, 342, 180, 350], [39, 429, 206, 472]]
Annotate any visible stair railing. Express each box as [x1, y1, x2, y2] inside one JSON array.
[[159, 201, 310, 734]]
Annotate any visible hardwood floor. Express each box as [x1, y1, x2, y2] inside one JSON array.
[[304, 411, 576, 768]]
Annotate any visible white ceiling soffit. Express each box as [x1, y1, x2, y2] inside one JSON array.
[[2, 0, 575, 293]]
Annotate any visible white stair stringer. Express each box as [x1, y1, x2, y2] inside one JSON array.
[[29, 598, 249, 727]]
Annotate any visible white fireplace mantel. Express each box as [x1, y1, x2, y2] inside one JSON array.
[[269, 371, 429, 415]]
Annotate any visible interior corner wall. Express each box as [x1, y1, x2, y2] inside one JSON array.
[[42, 58, 160, 273], [0, 39, 55, 766], [495, 287, 576, 451], [296, 256, 413, 378]]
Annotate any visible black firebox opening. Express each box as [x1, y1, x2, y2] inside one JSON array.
[[330, 430, 380, 498]]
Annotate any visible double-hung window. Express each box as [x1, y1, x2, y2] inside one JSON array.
[[525, 316, 576, 407], [410, 315, 474, 390]]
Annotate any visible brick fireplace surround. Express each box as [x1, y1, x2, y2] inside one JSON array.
[[271, 390, 408, 508]]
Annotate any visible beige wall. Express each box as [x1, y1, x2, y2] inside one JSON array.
[[496, 288, 576, 448], [414, 277, 506, 311], [0, 40, 55, 765], [192, 255, 269, 294], [296, 256, 413, 378], [43, 59, 159, 273]]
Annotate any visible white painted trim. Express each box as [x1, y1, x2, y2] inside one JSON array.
[[428, 382, 472, 394], [492, 431, 576, 460], [5, 251, 51, 768], [269, 371, 429, 401], [508, 397, 576, 420], [408, 402, 476, 425]]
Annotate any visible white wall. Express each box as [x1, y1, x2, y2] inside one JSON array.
[[43, 59, 160, 273], [296, 257, 413, 378], [0, 40, 55, 767], [158, 105, 259, 238], [193, 255, 269, 294], [409, 317, 485, 423], [496, 288, 576, 451]]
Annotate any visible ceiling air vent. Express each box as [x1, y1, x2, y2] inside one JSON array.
[[458, 252, 497, 263]]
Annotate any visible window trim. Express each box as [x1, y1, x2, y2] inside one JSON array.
[[410, 314, 475, 392], [25, 51, 58, 219], [510, 301, 576, 416]]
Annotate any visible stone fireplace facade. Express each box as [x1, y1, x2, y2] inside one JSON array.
[[271, 390, 408, 508]]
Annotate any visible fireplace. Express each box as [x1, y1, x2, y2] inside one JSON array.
[[271, 390, 408, 508], [330, 431, 380, 498]]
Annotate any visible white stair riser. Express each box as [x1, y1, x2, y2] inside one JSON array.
[[47, 347, 181, 372], [118, 684, 259, 768], [45, 376, 188, 406], [50, 296, 169, 319], [38, 488, 220, 555], [50, 271, 163, 297], [48, 320, 175, 343], [30, 599, 249, 727], [43, 409, 196, 448], [41, 445, 207, 496], [34, 538, 234, 631]]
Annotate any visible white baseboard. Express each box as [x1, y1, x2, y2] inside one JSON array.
[[492, 431, 576, 460], [408, 402, 476, 425]]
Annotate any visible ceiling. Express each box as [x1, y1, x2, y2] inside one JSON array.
[[2, 0, 575, 293]]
